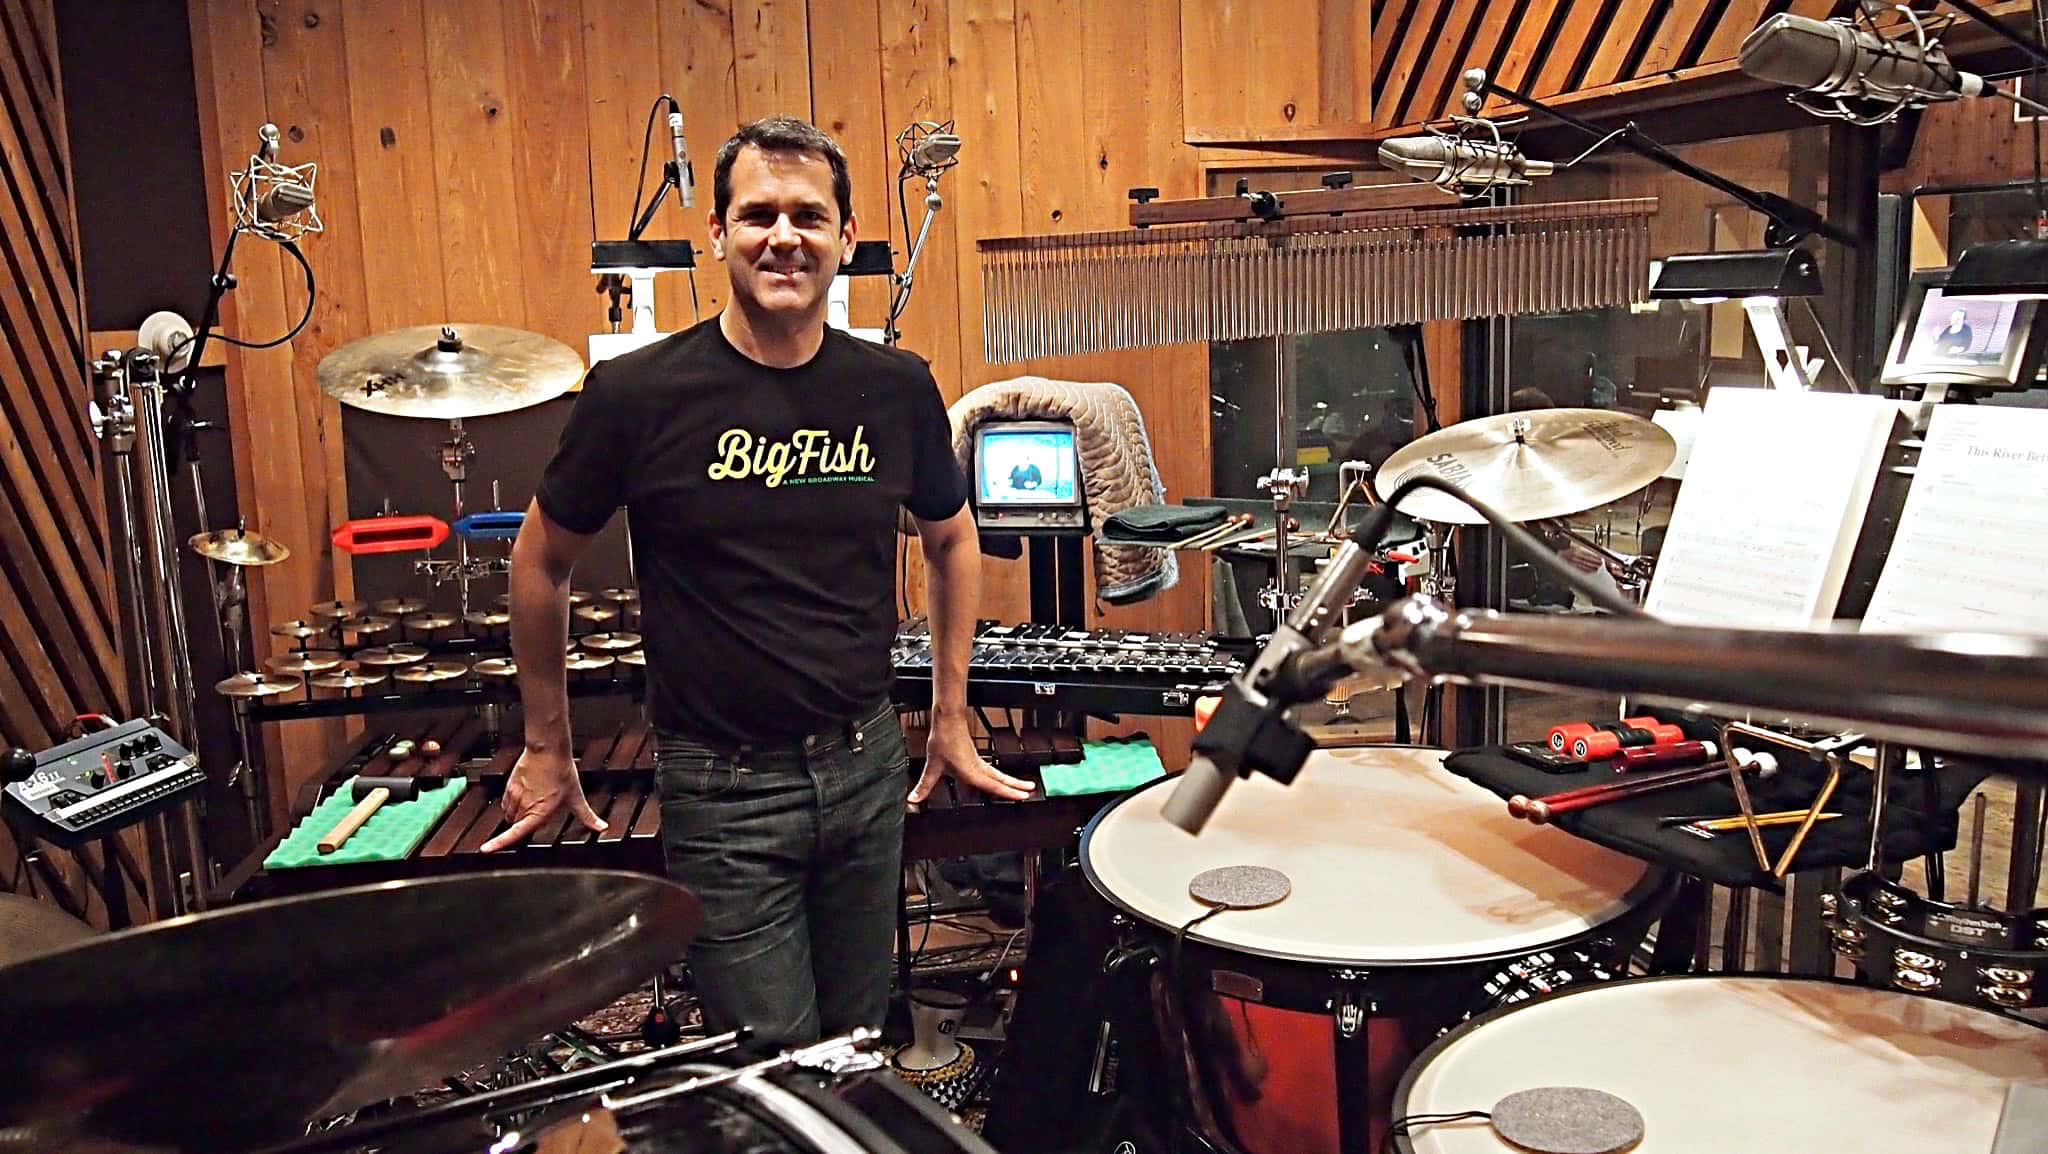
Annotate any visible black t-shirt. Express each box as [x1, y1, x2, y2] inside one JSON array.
[[536, 318, 967, 743]]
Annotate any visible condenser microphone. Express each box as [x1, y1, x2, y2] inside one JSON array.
[[254, 179, 316, 223], [1739, 13, 1987, 106], [907, 131, 961, 174], [1378, 135, 1555, 188], [668, 108, 695, 208]]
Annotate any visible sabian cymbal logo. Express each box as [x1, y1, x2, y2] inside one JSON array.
[[708, 426, 877, 488]]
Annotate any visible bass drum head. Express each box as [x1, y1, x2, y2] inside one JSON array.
[[1081, 747, 1665, 966], [516, 1066, 999, 1154], [1392, 976, 2048, 1153]]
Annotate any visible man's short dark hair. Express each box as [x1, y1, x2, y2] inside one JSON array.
[[713, 116, 854, 225]]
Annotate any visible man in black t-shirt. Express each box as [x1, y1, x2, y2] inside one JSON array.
[[485, 117, 1030, 1046]]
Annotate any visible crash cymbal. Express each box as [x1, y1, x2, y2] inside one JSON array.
[[581, 631, 643, 652], [403, 611, 460, 632], [316, 323, 584, 420], [1373, 408, 1676, 525], [309, 599, 368, 621], [269, 619, 323, 642], [214, 671, 304, 698], [394, 659, 470, 684], [353, 643, 430, 667], [371, 596, 428, 616], [188, 527, 291, 567], [473, 656, 518, 679], [0, 870, 700, 1152], [265, 650, 344, 676], [311, 667, 385, 692], [464, 609, 512, 629]]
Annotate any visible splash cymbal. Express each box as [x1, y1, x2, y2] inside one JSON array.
[[403, 612, 460, 632], [371, 596, 428, 616], [311, 668, 385, 692], [473, 656, 518, 679], [565, 652, 615, 673], [394, 660, 470, 684], [600, 587, 640, 605], [353, 644, 430, 667], [309, 600, 368, 621], [189, 527, 291, 567], [265, 650, 344, 676], [1373, 408, 1675, 525], [270, 620, 323, 642], [464, 610, 512, 629], [0, 871, 700, 1152], [573, 604, 619, 625], [316, 323, 585, 420], [214, 672, 303, 698], [581, 631, 643, 652]]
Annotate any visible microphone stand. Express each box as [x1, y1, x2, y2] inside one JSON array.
[[1462, 70, 1860, 249], [1941, 0, 2048, 70], [885, 169, 945, 347]]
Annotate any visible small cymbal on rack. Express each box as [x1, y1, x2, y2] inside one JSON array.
[[355, 644, 430, 667], [372, 596, 428, 616], [600, 587, 639, 606], [403, 612, 460, 632], [617, 649, 646, 668], [265, 650, 345, 676], [464, 610, 512, 630], [309, 599, 368, 621], [394, 660, 470, 685], [473, 657, 518, 679], [339, 615, 397, 639], [573, 605, 619, 626], [581, 631, 642, 652], [311, 667, 385, 692], [270, 620, 323, 642], [564, 652, 615, 673], [497, 590, 593, 609], [215, 672, 303, 698], [189, 528, 291, 567]]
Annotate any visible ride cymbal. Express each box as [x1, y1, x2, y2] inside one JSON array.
[[1373, 408, 1676, 525], [317, 323, 584, 420]]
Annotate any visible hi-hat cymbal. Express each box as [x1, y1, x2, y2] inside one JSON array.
[[395, 659, 470, 684], [0, 871, 701, 1152], [354, 643, 430, 667], [214, 672, 304, 698], [189, 527, 291, 567], [1373, 408, 1676, 525], [317, 323, 584, 420], [309, 599, 368, 621], [372, 596, 428, 616], [265, 650, 344, 676]]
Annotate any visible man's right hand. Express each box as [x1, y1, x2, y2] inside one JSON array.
[[480, 745, 607, 852]]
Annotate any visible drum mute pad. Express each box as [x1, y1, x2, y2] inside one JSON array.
[[1489, 1086, 1643, 1154], [1188, 865, 1292, 909]]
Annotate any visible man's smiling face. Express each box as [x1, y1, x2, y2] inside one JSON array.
[[709, 144, 855, 321]]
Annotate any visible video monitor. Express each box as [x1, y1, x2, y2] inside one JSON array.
[[1881, 268, 2047, 391], [971, 419, 1088, 532]]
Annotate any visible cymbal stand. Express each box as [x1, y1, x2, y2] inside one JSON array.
[[414, 419, 507, 618], [204, 526, 269, 836]]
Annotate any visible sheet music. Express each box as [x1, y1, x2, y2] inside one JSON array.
[[1863, 404, 2048, 634], [1645, 389, 1900, 627]]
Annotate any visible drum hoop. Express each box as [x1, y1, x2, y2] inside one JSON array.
[[1078, 749, 1675, 969], [1382, 973, 2048, 1154]]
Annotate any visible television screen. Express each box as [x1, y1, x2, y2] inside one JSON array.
[[974, 422, 1082, 508], [1903, 286, 2018, 367]]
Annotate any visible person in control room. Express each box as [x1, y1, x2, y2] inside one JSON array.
[[488, 116, 1032, 1046]]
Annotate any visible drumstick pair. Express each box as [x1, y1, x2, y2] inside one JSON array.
[[1509, 751, 1779, 825]]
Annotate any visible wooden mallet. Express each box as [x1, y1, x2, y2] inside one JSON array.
[[318, 775, 436, 854]]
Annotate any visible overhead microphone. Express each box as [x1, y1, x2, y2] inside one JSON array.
[[668, 106, 695, 208], [1739, 12, 1986, 123], [906, 131, 961, 175], [1377, 134, 1554, 189], [254, 179, 316, 223]]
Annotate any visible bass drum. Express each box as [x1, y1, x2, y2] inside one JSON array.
[[1081, 746, 1671, 1154], [1391, 976, 2048, 1153], [420, 1063, 997, 1154]]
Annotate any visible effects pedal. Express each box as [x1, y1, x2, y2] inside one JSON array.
[[3, 719, 204, 848]]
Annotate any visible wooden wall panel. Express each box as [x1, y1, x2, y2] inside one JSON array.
[[0, 0, 146, 922]]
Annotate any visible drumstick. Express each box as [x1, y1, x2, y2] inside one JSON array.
[[1507, 762, 1720, 818], [1513, 753, 1778, 825], [1170, 514, 1251, 550]]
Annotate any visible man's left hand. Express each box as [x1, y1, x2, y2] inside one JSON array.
[[912, 716, 1033, 803]]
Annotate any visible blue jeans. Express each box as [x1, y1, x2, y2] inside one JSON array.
[[656, 700, 908, 1047]]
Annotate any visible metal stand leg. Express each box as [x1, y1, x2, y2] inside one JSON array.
[[2008, 777, 2046, 911]]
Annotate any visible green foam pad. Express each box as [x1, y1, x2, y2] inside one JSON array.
[[264, 776, 469, 869], [1041, 737, 1165, 798]]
